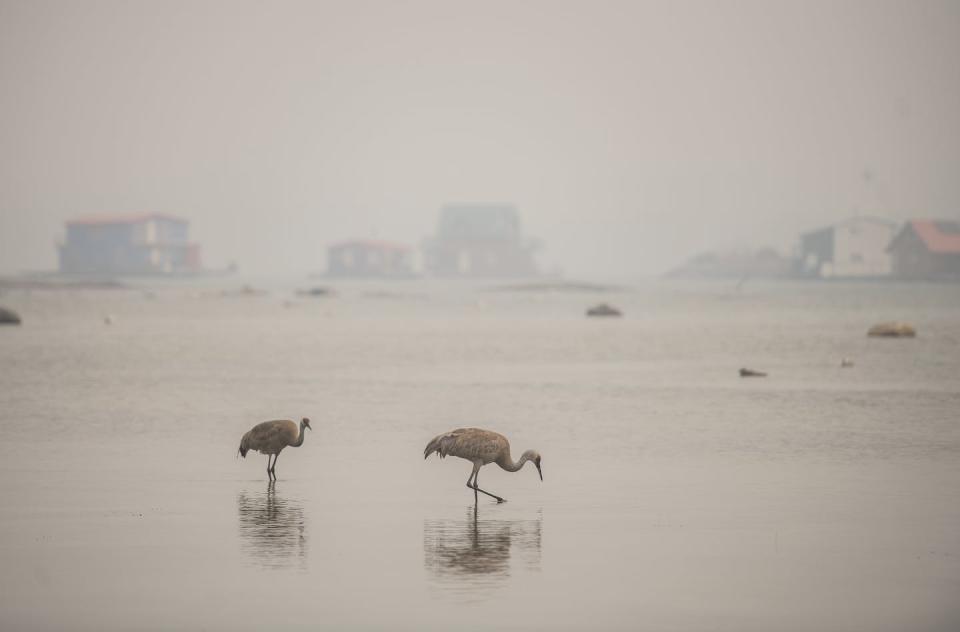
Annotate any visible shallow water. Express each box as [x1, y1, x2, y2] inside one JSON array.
[[1, 280, 958, 630]]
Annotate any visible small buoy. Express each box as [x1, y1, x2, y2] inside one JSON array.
[[868, 322, 916, 338]]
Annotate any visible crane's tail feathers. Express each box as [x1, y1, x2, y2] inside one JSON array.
[[424, 439, 438, 459], [424, 432, 455, 459]]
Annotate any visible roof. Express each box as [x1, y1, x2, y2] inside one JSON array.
[[894, 220, 960, 254], [66, 213, 187, 226], [329, 240, 410, 252], [801, 216, 897, 238]]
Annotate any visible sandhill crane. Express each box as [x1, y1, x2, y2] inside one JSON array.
[[424, 428, 542, 503], [238, 418, 312, 480]]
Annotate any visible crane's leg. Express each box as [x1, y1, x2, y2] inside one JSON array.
[[271, 451, 281, 478], [472, 466, 505, 504], [466, 463, 479, 503], [266, 455, 275, 479]]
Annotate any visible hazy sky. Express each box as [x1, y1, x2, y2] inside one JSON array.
[[2, 0, 958, 279]]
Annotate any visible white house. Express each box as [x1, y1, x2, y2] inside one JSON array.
[[799, 217, 896, 278]]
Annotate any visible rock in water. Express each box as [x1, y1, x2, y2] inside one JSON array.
[[586, 303, 622, 317], [0, 306, 21, 325]]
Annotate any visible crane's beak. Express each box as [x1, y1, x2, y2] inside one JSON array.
[[536, 462, 543, 481]]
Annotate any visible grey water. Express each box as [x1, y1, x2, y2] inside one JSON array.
[[1, 280, 958, 631]]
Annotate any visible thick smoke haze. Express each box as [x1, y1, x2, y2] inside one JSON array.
[[1, 0, 958, 279]]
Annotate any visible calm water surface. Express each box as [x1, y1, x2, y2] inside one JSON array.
[[1, 280, 958, 630]]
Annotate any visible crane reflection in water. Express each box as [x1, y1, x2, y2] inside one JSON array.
[[423, 506, 542, 595], [237, 481, 308, 570]]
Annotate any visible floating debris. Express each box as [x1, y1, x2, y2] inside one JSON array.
[[296, 286, 334, 297], [739, 368, 767, 377], [240, 284, 265, 296], [841, 357, 854, 368], [221, 285, 268, 297]]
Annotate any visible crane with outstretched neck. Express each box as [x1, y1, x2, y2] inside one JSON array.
[[424, 427, 542, 503]]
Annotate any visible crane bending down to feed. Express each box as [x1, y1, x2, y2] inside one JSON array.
[[238, 417, 312, 480], [424, 428, 542, 503]]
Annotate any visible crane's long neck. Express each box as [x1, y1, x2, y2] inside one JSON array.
[[498, 451, 530, 473], [293, 424, 307, 448]]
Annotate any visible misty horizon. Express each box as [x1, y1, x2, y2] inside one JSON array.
[[2, 1, 959, 280]]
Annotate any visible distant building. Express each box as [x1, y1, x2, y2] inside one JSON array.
[[326, 240, 413, 278], [422, 204, 539, 278], [58, 213, 201, 276], [888, 219, 960, 281], [799, 217, 896, 278], [666, 247, 795, 279]]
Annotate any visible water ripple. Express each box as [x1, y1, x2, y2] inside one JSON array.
[[237, 481, 308, 570]]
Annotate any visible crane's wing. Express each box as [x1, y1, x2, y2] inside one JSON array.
[[423, 428, 506, 461], [243, 419, 297, 452]]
